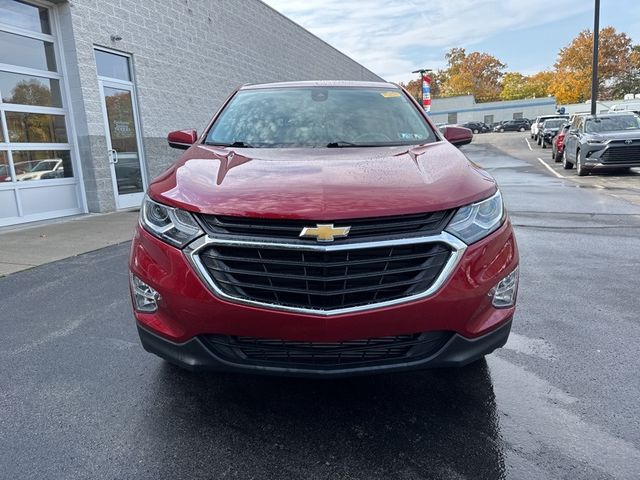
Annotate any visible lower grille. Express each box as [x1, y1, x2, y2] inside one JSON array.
[[202, 331, 453, 369], [198, 241, 452, 311], [600, 145, 640, 164]]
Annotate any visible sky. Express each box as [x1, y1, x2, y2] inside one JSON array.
[[262, 0, 640, 83]]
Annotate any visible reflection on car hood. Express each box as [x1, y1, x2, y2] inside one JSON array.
[[148, 142, 497, 219], [584, 130, 640, 141]]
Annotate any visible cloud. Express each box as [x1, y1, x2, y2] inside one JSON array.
[[262, 0, 593, 82]]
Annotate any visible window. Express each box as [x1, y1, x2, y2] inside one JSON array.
[[0, 0, 78, 224], [95, 49, 131, 81], [6, 112, 67, 143], [447, 112, 458, 124], [11, 150, 72, 181], [513, 112, 523, 119], [0, 0, 51, 33], [0, 71, 62, 107], [484, 115, 494, 124], [0, 31, 56, 71]]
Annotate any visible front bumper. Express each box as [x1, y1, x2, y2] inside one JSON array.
[[129, 219, 518, 376], [582, 142, 640, 169], [137, 318, 513, 377]]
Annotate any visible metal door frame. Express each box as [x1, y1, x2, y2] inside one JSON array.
[[96, 48, 147, 209]]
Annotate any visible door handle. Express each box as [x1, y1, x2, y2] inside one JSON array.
[[108, 149, 119, 164]]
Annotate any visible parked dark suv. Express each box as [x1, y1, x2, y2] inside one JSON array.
[[494, 119, 530, 132], [461, 121, 490, 134]]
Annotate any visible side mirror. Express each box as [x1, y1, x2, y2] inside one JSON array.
[[167, 129, 198, 149], [443, 126, 473, 147]]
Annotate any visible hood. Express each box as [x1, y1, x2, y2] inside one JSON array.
[[585, 130, 640, 141], [148, 141, 496, 220]]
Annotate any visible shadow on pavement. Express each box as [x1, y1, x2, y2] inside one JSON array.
[[139, 360, 506, 479]]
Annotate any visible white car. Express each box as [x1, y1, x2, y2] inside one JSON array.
[[14, 159, 64, 181], [531, 115, 569, 141]]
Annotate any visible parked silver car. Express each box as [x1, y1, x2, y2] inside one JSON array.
[[562, 113, 640, 176]]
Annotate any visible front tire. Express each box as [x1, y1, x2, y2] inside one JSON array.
[[562, 149, 574, 169], [541, 139, 547, 149], [576, 150, 589, 176], [519, 127, 525, 132]]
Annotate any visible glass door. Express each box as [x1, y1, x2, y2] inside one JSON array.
[[99, 79, 146, 209]]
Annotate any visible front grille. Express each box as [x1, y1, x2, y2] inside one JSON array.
[[202, 331, 453, 369], [198, 241, 452, 311], [198, 210, 454, 241], [600, 144, 640, 164]]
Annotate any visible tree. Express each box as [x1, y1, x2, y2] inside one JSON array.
[[5, 79, 53, 106], [549, 26, 634, 103], [500, 72, 528, 100], [610, 44, 640, 98], [440, 48, 506, 102]]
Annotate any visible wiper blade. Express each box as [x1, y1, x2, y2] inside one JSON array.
[[205, 141, 253, 148], [326, 141, 361, 148]]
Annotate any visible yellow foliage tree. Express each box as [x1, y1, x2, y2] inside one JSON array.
[[549, 26, 633, 103]]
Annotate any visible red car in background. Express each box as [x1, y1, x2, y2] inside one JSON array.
[[552, 122, 571, 162], [129, 81, 519, 377]]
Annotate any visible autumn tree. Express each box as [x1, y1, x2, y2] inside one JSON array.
[[440, 48, 506, 102], [610, 44, 640, 98], [549, 26, 634, 103]]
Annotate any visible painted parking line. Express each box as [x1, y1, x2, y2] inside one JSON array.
[[525, 138, 533, 151], [537, 157, 565, 179]]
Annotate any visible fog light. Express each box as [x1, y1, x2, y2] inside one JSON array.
[[130, 274, 160, 312], [491, 267, 519, 308]]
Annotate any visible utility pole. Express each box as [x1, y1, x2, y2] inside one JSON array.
[[590, 0, 600, 115], [412, 68, 432, 111]]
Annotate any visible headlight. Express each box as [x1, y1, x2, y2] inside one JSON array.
[[445, 190, 505, 244], [140, 195, 203, 248]]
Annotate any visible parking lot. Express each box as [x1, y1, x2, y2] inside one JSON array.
[[1, 132, 640, 479]]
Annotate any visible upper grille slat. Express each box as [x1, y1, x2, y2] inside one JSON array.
[[199, 210, 454, 241]]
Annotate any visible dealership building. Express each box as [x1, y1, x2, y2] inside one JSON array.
[[430, 95, 557, 126], [0, 0, 381, 227]]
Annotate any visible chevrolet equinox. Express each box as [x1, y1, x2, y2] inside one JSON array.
[[129, 81, 519, 377]]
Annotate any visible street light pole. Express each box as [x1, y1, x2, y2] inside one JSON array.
[[590, 0, 600, 115]]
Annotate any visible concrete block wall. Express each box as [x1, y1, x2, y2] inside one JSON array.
[[56, 0, 382, 212]]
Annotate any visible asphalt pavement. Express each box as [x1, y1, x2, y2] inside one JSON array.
[[1, 133, 639, 479]]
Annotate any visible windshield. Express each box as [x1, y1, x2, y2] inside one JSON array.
[[543, 119, 564, 128], [30, 160, 58, 172], [585, 115, 640, 133], [205, 87, 437, 148]]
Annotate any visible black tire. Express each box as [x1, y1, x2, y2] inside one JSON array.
[[499, 128, 504, 132], [519, 127, 525, 132], [554, 149, 562, 163], [576, 150, 589, 176], [562, 150, 574, 169], [537, 136, 542, 146], [473, 129, 479, 134], [541, 139, 547, 149]]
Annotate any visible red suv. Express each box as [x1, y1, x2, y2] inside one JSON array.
[[129, 81, 519, 377]]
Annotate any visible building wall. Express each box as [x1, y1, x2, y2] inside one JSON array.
[[56, 0, 381, 212], [430, 95, 557, 125]]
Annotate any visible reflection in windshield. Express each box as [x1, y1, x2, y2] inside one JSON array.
[[206, 87, 437, 148]]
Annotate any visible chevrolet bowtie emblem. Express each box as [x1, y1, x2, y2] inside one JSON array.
[[299, 224, 351, 242]]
